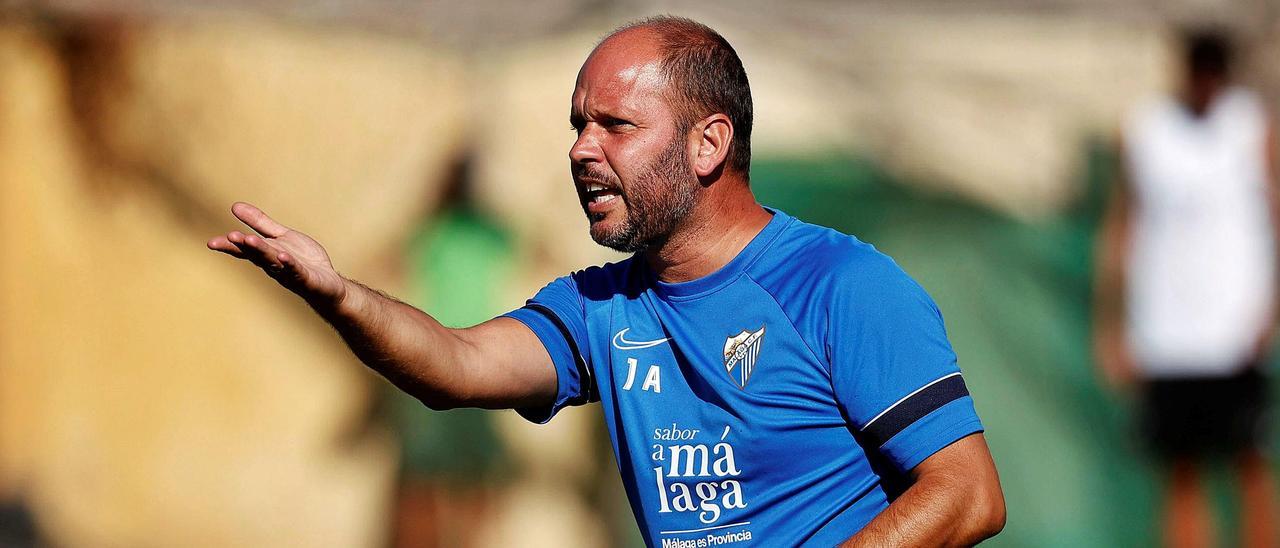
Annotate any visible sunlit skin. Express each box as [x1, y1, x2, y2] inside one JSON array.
[[568, 34, 690, 245]]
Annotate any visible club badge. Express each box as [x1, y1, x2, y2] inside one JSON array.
[[723, 326, 765, 388]]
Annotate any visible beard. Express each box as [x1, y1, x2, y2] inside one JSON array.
[[584, 134, 699, 253]]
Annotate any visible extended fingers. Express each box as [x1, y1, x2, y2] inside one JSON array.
[[208, 232, 306, 289], [231, 202, 289, 238], [225, 230, 284, 271], [207, 234, 246, 257], [276, 252, 306, 280], [243, 234, 285, 271]]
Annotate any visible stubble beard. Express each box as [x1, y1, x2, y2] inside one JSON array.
[[590, 135, 699, 253]]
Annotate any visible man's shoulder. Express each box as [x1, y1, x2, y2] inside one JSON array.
[[749, 212, 936, 351], [753, 214, 906, 289]]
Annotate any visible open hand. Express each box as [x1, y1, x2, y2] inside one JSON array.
[[207, 202, 348, 308]]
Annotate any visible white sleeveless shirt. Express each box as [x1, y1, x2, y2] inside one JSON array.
[[1123, 86, 1275, 378]]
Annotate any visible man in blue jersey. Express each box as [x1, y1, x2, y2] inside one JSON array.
[[208, 16, 1005, 546]]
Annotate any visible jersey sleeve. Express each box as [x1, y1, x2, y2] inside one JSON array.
[[501, 273, 598, 424], [828, 255, 983, 473]]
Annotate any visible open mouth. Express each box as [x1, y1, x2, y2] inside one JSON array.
[[583, 181, 622, 206]]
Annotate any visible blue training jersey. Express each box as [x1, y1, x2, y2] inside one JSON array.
[[503, 208, 983, 547]]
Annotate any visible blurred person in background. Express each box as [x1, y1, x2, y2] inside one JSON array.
[[1095, 28, 1278, 548], [208, 15, 1004, 546]]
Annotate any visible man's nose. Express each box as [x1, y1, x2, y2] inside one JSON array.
[[569, 129, 602, 165]]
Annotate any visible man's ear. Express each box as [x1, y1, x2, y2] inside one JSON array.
[[692, 113, 733, 178]]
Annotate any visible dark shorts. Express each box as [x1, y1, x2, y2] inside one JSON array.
[[1139, 365, 1270, 460]]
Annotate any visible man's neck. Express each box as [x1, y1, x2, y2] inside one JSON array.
[[642, 185, 773, 284]]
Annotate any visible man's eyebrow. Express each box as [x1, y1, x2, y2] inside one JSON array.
[[569, 111, 585, 128]]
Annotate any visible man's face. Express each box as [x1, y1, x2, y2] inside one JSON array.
[[569, 33, 699, 252]]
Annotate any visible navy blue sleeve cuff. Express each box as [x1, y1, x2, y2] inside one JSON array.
[[503, 305, 593, 424], [877, 396, 985, 472]]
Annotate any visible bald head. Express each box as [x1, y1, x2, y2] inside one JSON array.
[[577, 26, 668, 113], [593, 16, 754, 175]]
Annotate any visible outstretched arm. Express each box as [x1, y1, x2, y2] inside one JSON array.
[[840, 434, 1005, 547], [207, 202, 557, 410]]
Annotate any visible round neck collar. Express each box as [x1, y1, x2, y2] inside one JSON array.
[[646, 207, 790, 300]]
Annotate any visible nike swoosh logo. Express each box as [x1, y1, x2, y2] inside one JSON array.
[[612, 327, 670, 350]]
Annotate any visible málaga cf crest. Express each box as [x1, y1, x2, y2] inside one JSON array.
[[723, 326, 765, 388]]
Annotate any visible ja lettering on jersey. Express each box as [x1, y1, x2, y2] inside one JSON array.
[[504, 208, 984, 547]]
